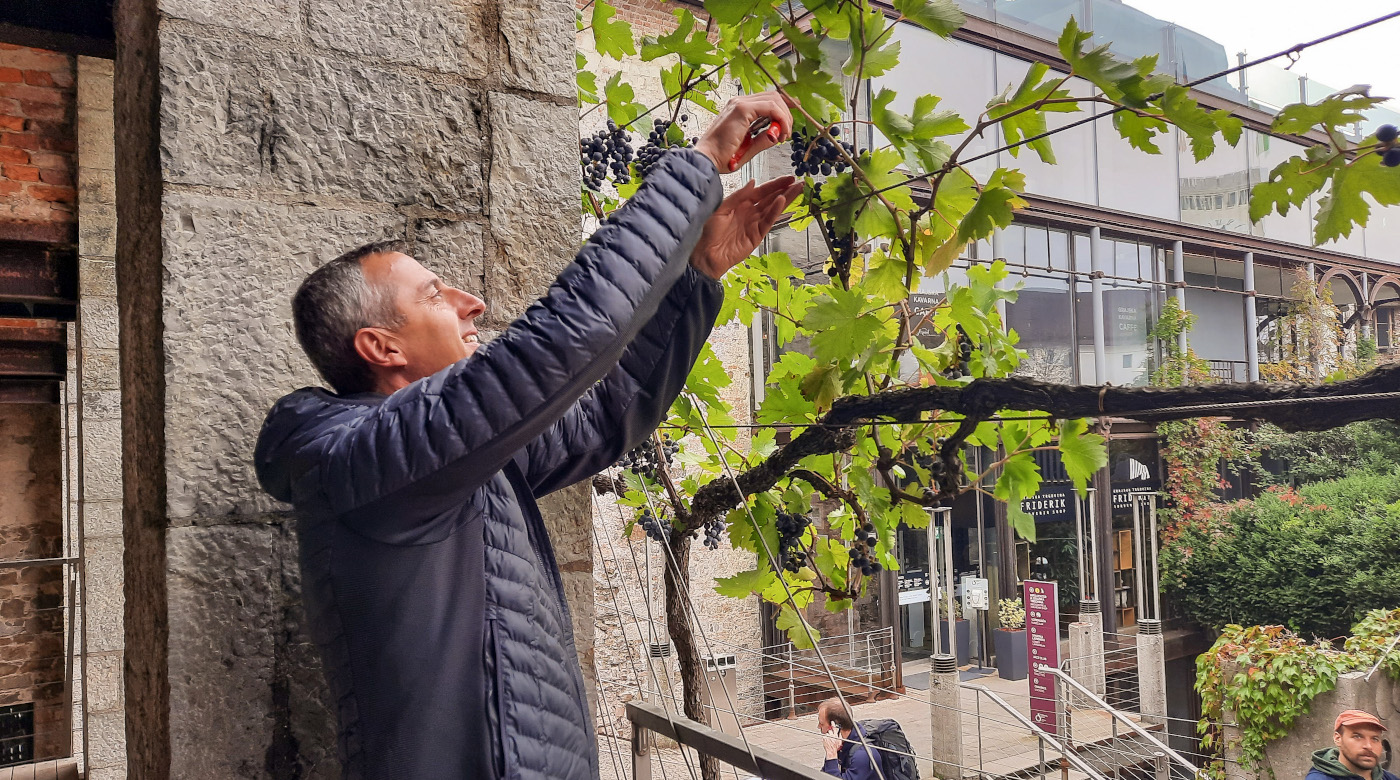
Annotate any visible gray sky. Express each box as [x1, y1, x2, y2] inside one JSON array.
[[1126, 0, 1400, 109]]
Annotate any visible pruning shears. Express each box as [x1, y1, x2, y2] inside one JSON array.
[[728, 116, 784, 172]]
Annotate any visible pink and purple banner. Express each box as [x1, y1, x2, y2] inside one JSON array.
[[1024, 580, 1060, 735]]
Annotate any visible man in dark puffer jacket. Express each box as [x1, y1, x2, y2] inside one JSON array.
[[254, 92, 798, 780]]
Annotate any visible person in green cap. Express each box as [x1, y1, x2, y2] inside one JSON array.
[[1308, 710, 1398, 780]]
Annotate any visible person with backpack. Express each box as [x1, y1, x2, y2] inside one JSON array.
[[817, 698, 920, 780]]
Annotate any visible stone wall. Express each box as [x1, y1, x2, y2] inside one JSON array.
[[0, 404, 67, 762], [0, 45, 77, 238], [113, 0, 582, 776]]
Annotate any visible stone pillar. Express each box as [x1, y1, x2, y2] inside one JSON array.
[[1068, 620, 1103, 708], [1244, 253, 1259, 382], [1136, 619, 1166, 725], [113, 0, 580, 776], [75, 53, 126, 780], [1080, 599, 1106, 697], [1172, 240, 1186, 385], [1089, 226, 1107, 383], [930, 654, 965, 779]]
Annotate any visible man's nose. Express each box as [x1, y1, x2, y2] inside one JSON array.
[[450, 288, 486, 320]]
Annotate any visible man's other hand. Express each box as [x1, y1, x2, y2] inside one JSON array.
[[822, 726, 843, 761], [694, 92, 794, 173], [691, 176, 802, 279]]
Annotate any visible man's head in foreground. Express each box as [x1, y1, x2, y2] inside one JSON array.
[[818, 697, 855, 738], [1335, 710, 1387, 775], [293, 240, 486, 396]]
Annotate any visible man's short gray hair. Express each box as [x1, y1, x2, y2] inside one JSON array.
[[292, 240, 408, 394]]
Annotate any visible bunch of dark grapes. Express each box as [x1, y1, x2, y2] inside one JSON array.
[[636, 116, 696, 178], [775, 511, 812, 573], [850, 522, 883, 577], [701, 517, 726, 550], [637, 507, 671, 543], [1378, 124, 1400, 167], [943, 325, 973, 380], [823, 218, 856, 278], [580, 120, 634, 191], [789, 126, 854, 177], [615, 435, 679, 482]]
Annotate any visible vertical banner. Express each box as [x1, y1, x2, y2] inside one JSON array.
[[1024, 580, 1060, 735]]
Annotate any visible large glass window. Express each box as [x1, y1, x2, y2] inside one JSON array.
[[1366, 206, 1400, 264], [1179, 137, 1250, 234], [1101, 238, 1157, 386], [991, 0, 1077, 42], [1002, 225, 1076, 383], [993, 55, 1097, 204], [1089, 0, 1170, 67], [1074, 233, 1097, 384], [1096, 120, 1179, 220]]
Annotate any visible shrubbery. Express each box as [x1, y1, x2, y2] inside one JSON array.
[[1161, 468, 1400, 638]]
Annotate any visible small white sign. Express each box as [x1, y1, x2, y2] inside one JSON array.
[[899, 588, 931, 605], [962, 577, 989, 611]]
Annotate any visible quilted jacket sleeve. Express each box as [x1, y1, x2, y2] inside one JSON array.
[[519, 262, 724, 497], [288, 150, 721, 541]]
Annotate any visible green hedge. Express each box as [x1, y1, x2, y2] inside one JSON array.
[[1161, 469, 1400, 638]]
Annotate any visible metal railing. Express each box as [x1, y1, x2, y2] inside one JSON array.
[[1206, 360, 1248, 383], [762, 627, 895, 717], [1046, 667, 1196, 777]]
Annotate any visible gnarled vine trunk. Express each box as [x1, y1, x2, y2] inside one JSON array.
[[663, 532, 721, 780]]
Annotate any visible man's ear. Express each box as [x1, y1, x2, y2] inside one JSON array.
[[353, 327, 408, 370]]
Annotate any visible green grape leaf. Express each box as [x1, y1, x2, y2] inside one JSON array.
[[956, 169, 1027, 243], [1271, 85, 1386, 137], [900, 501, 931, 530], [803, 0, 851, 39], [1250, 149, 1338, 223], [872, 89, 964, 172], [782, 57, 848, 119], [1112, 109, 1168, 154], [1160, 85, 1229, 162], [842, 9, 901, 79], [812, 537, 850, 591], [577, 52, 600, 104], [804, 286, 894, 365], [715, 568, 776, 598], [893, 0, 965, 38], [704, 0, 765, 25], [604, 73, 645, 126], [780, 20, 825, 62], [987, 62, 1077, 164], [1057, 17, 1168, 107], [1314, 152, 1400, 244], [641, 10, 723, 66], [1059, 417, 1107, 496], [1008, 503, 1037, 542], [776, 604, 821, 649], [994, 451, 1042, 541], [862, 248, 911, 302], [799, 361, 843, 411], [592, 1, 637, 60]]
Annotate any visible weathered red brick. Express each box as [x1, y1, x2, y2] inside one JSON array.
[[21, 71, 52, 87], [0, 48, 70, 72], [36, 168, 69, 186], [0, 116, 22, 132], [37, 138, 74, 153], [0, 68, 20, 84], [16, 101, 64, 122], [24, 151, 64, 169], [0, 84, 64, 106], [0, 147, 27, 164], [2, 164, 37, 181], [1, 133, 37, 149], [0, 180, 22, 196], [27, 184, 74, 203]]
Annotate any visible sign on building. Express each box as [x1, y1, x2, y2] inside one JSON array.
[[898, 568, 931, 605], [1024, 580, 1060, 735]]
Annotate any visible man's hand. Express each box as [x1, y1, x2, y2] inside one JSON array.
[[691, 176, 802, 279], [823, 726, 843, 761], [694, 92, 794, 174]]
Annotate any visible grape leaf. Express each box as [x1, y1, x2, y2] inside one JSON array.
[[641, 10, 722, 66], [893, 0, 965, 38], [781, 56, 848, 120], [1271, 85, 1386, 137], [592, 1, 636, 60], [956, 169, 1027, 243], [714, 568, 776, 598], [1059, 417, 1107, 496], [862, 248, 911, 302], [799, 361, 843, 411], [994, 451, 1042, 541], [704, 0, 765, 25], [1160, 85, 1232, 162], [987, 62, 1078, 164], [576, 52, 599, 104], [1112, 109, 1168, 154], [843, 9, 901, 79], [604, 73, 645, 126], [804, 286, 894, 365], [1057, 17, 1168, 108], [776, 604, 821, 649], [1314, 152, 1400, 244], [1249, 148, 1338, 223]]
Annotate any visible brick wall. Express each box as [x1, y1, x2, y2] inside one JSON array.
[[0, 404, 67, 763], [588, 0, 707, 36], [0, 45, 77, 235]]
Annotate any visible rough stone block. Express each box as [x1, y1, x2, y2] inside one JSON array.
[[413, 218, 486, 294], [85, 708, 126, 769], [82, 500, 121, 540], [80, 419, 122, 503], [309, 0, 490, 79], [79, 255, 116, 299], [159, 192, 404, 519], [486, 93, 577, 324], [159, 0, 301, 41], [82, 537, 123, 654], [76, 108, 114, 170], [77, 62, 113, 112], [78, 202, 116, 258], [499, 0, 575, 98], [85, 650, 123, 713], [78, 166, 116, 205], [277, 524, 338, 779], [79, 297, 119, 351], [166, 523, 278, 779], [79, 348, 120, 391], [86, 767, 125, 780], [160, 31, 487, 210]]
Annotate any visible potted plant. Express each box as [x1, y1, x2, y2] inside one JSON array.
[[994, 597, 1028, 681], [938, 597, 971, 665]]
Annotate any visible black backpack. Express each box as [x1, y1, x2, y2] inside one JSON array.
[[854, 719, 919, 780]]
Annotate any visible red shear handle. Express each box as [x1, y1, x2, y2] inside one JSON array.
[[728, 124, 784, 173]]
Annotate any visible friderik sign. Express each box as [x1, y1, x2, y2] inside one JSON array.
[[1020, 485, 1075, 523]]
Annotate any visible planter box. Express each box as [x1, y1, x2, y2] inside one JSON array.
[[994, 628, 1028, 681], [938, 619, 971, 665]]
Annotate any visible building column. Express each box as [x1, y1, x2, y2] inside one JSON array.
[[114, 0, 579, 775], [1090, 226, 1107, 383], [1244, 252, 1259, 382], [929, 654, 964, 779], [1172, 241, 1187, 385], [1136, 619, 1167, 725]]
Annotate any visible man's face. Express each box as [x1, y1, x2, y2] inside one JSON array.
[[817, 711, 830, 734], [361, 252, 485, 383], [1337, 725, 1385, 771]]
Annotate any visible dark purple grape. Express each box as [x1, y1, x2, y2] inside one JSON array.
[[1379, 124, 1398, 144], [1384, 148, 1400, 168]]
